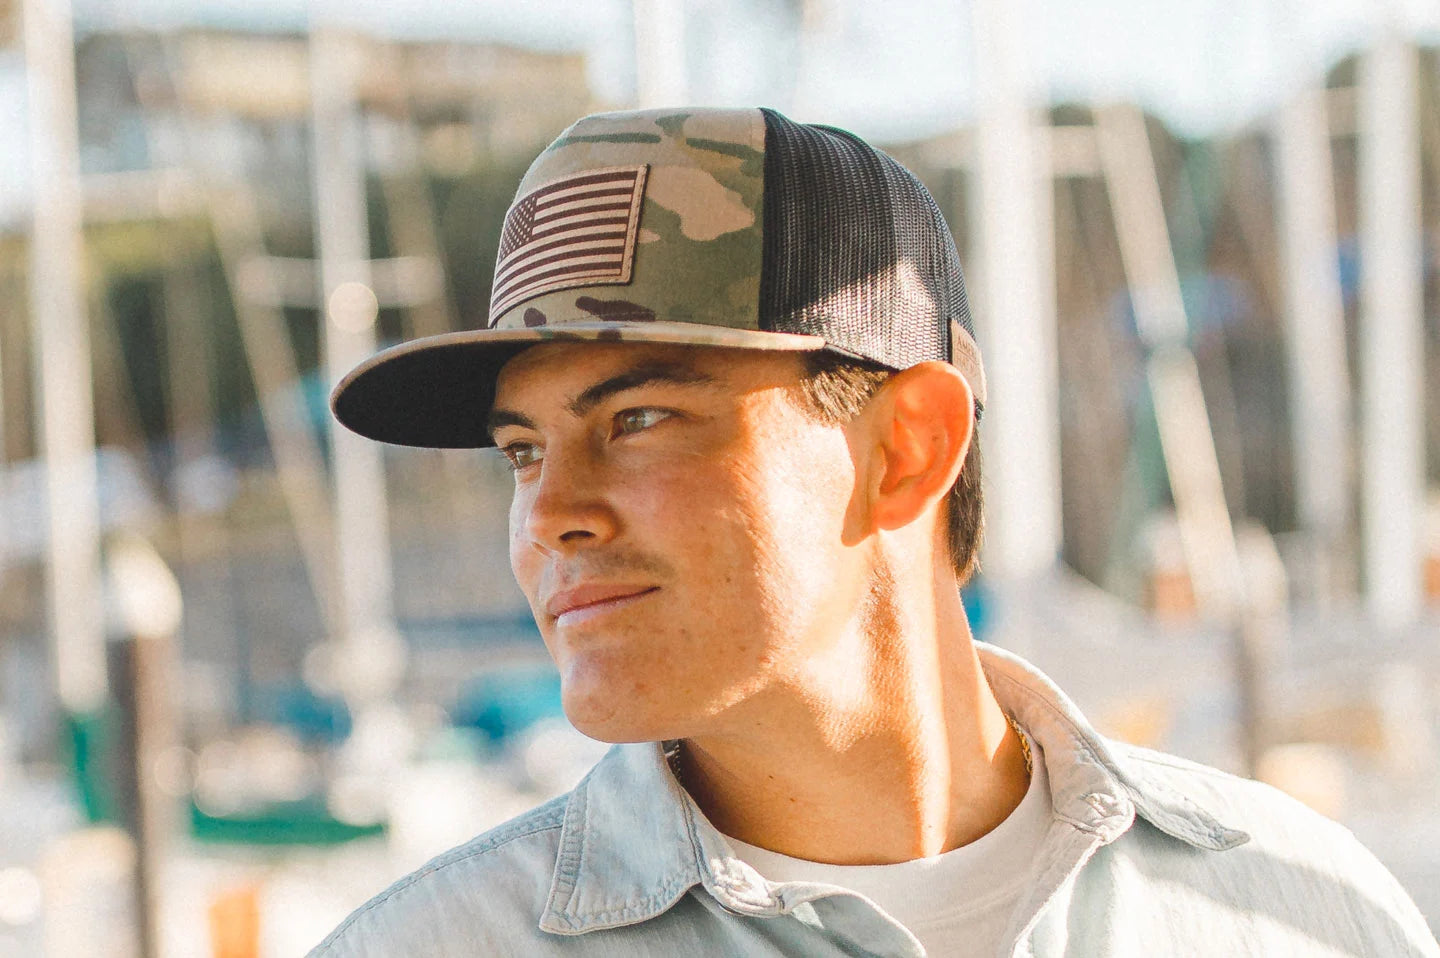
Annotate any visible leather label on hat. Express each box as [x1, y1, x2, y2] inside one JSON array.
[[951, 321, 987, 408], [489, 165, 649, 324]]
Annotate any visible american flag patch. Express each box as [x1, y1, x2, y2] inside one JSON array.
[[488, 165, 649, 322]]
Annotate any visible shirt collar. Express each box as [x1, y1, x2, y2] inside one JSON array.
[[976, 641, 1249, 852], [539, 740, 709, 934], [540, 642, 1249, 936]]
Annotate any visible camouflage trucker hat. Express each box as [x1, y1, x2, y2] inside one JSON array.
[[331, 106, 986, 448]]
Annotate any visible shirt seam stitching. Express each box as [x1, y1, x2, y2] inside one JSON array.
[[554, 876, 700, 925], [545, 787, 590, 929]]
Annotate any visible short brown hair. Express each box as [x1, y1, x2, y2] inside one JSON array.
[[794, 352, 983, 583]]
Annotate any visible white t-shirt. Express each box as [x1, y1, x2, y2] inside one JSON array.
[[725, 737, 1052, 957]]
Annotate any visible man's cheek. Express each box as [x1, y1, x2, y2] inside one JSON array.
[[507, 492, 535, 580]]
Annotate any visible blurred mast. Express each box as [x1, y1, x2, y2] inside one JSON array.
[[126, 34, 345, 638], [1095, 104, 1241, 621], [1357, 34, 1423, 630], [22, 0, 106, 714], [970, 0, 1061, 580], [309, 24, 401, 700], [1095, 104, 1282, 773], [106, 535, 184, 958], [210, 188, 343, 639], [1272, 70, 1352, 577]]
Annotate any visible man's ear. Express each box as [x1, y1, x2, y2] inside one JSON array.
[[861, 361, 974, 534]]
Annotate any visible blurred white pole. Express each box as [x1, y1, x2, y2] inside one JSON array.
[[632, 0, 688, 107], [309, 27, 401, 700], [1358, 36, 1423, 630], [23, 0, 107, 712], [0, 251, 6, 580], [1273, 85, 1352, 545], [970, 0, 1061, 579]]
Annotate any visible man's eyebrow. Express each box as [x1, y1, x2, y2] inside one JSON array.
[[567, 362, 718, 416], [485, 362, 719, 441], [486, 408, 537, 440]]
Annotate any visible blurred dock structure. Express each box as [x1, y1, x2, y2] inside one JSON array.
[[0, 1, 1436, 953]]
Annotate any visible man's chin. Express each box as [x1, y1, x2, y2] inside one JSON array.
[[562, 709, 670, 745], [558, 680, 682, 745]]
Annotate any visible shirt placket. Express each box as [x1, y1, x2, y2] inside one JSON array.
[[698, 850, 927, 957]]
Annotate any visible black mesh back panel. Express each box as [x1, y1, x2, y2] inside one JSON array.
[[758, 108, 975, 373]]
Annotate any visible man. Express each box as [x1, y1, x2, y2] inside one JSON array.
[[313, 107, 1436, 956]]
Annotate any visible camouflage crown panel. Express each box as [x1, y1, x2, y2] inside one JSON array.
[[489, 108, 766, 334]]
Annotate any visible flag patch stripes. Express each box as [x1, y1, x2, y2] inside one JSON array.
[[488, 165, 649, 322]]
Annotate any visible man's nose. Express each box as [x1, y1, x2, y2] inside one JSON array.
[[519, 445, 618, 554]]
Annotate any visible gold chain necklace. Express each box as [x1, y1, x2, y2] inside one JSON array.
[[1008, 714, 1034, 777]]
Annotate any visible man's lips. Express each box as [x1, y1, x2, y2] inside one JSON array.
[[544, 584, 659, 621]]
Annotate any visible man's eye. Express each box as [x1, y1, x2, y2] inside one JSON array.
[[613, 408, 672, 437], [501, 442, 542, 471]]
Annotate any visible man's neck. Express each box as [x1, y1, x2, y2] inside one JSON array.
[[673, 574, 1030, 865]]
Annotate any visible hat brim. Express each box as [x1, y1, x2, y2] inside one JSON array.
[[330, 321, 828, 448]]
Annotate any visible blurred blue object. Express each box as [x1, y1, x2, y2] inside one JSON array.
[[400, 613, 544, 649], [962, 576, 991, 640], [451, 667, 564, 745], [250, 681, 353, 745]]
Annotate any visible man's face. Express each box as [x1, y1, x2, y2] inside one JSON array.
[[490, 342, 863, 743]]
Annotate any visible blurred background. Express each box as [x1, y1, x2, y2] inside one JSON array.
[[0, 0, 1438, 953]]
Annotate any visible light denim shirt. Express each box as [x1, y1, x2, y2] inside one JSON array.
[[310, 643, 1439, 957]]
